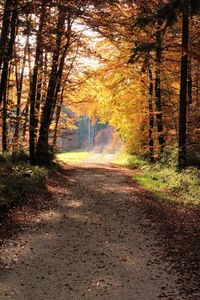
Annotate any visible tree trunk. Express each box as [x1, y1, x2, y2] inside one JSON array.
[[187, 54, 192, 104], [29, 1, 46, 164], [49, 16, 72, 124], [2, 87, 8, 152], [36, 4, 67, 163], [13, 17, 30, 152], [52, 33, 77, 149], [148, 69, 154, 162], [0, 0, 13, 74], [178, 0, 189, 170], [35, 56, 43, 133], [53, 103, 62, 147], [22, 35, 32, 145], [155, 21, 165, 156], [0, 1, 17, 107]]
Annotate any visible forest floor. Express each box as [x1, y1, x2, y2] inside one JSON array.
[[0, 154, 200, 299]]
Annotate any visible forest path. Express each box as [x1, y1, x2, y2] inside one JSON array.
[[0, 162, 185, 299], [83, 153, 115, 164]]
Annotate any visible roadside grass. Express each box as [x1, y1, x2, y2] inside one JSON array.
[[0, 151, 48, 216], [114, 152, 147, 168], [114, 152, 200, 206], [56, 151, 91, 164], [0, 151, 91, 215]]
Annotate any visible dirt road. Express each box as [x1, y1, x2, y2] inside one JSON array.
[[0, 160, 197, 299]]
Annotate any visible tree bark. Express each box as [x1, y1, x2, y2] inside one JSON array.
[[178, 0, 189, 170], [49, 20, 72, 124], [29, 1, 46, 164], [0, 1, 17, 107], [0, 0, 13, 74], [13, 18, 30, 152], [36, 4, 67, 163], [53, 103, 62, 147], [155, 21, 165, 156], [148, 69, 154, 162], [2, 86, 8, 152]]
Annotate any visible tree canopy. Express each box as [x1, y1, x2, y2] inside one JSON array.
[[0, 0, 199, 168]]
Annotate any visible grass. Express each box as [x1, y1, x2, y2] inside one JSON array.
[[114, 152, 147, 168], [114, 152, 200, 206], [0, 151, 48, 216], [56, 151, 91, 164], [0, 150, 90, 215]]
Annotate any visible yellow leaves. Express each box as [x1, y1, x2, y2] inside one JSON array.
[[62, 37, 150, 154]]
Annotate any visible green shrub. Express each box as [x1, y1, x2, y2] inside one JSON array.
[[0, 157, 48, 214], [136, 164, 200, 205], [0, 150, 30, 166], [114, 150, 200, 206], [159, 146, 178, 167], [114, 152, 147, 168]]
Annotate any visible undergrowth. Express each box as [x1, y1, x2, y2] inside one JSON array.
[[114, 152, 147, 168], [0, 151, 48, 216], [115, 151, 200, 206]]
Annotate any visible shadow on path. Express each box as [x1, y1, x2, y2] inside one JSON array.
[[0, 164, 199, 299]]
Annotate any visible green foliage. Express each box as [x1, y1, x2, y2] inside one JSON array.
[[0, 150, 29, 164], [136, 164, 200, 205], [115, 151, 200, 206], [0, 153, 48, 215], [114, 152, 147, 168], [159, 146, 178, 167]]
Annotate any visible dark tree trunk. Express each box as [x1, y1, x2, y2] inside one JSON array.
[[50, 34, 71, 123], [0, 1, 17, 107], [22, 102, 29, 142], [187, 54, 192, 104], [178, 0, 189, 170], [22, 36, 32, 144], [52, 34, 77, 149], [0, 0, 13, 73], [29, 1, 46, 164], [36, 5, 67, 163], [155, 21, 165, 156], [35, 57, 43, 133], [148, 69, 154, 163], [2, 87, 8, 152], [53, 103, 62, 147], [13, 17, 30, 152]]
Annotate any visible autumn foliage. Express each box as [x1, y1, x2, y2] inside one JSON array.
[[0, 0, 199, 168]]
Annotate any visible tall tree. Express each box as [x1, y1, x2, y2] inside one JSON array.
[[178, 0, 189, 170], [29, 0, 46, 163], [36, 2, 67, 163], [13, 16, 31, 151], [156, 0, 200, 169], [0, 0, 13, 73], [155, 20, 165, 155], [0, 0, 18, 107], [148, 69, 154, 162]]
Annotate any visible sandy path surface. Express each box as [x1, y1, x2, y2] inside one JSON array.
[[83, 153, 115, 164], [0, 161, 186, 299]]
